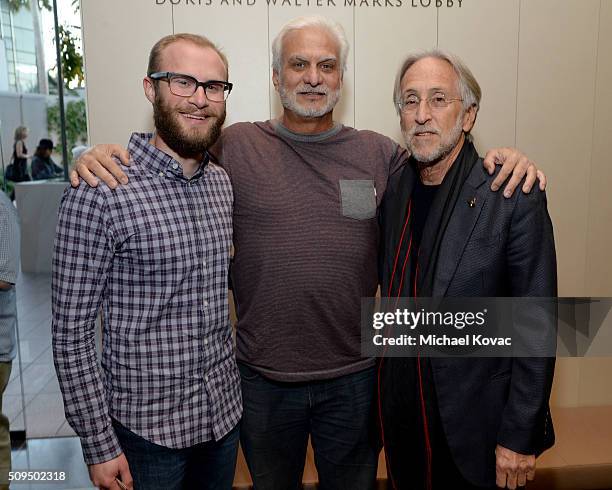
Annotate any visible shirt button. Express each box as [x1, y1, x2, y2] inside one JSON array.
[[172, 163, 179, 170], [203, 339, 209, 345], [203, 300, 209, 307], [158, 171, 164, 177]]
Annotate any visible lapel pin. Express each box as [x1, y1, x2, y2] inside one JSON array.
[[468, 197, 476, 208]]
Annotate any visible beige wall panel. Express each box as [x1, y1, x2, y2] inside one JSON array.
[[516, 0, 599, 297], [268, 7, 355, 127], [81, 0, 174, 145], [550, 358, 580, 408], [172, 5, 271, 126], [578, 358, 612, 406], [353, 8, 437, 143], [585, 0, 612, 297], [438, 0, 519, 151]]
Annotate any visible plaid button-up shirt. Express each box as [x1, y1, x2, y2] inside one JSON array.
[[0, 191, 20, 362], [52, 133, 241, 465]]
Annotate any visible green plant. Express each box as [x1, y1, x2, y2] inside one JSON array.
[[8, 0, 84, 89], [47, 98, 88, 160], [7, 0, 29, 11], [8, 0, 79, 14], [55, 24, 84, 88], [0, 174, 15, 198]]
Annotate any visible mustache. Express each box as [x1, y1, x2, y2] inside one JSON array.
[[407, 125, 440, 137], [295, 86, 330, 95]]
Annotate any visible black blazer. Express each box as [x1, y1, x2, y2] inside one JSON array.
[[379, 157, 557, 487]]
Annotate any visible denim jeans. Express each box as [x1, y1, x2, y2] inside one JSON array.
[[112, 419, 239, 490], [239, 363, 378, 490]]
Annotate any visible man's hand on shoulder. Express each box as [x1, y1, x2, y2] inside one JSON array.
[[483, 148, 547, 198], [88, 453, 133, 490], [70, 144, 131, 189], [495, 444, 536, 489]]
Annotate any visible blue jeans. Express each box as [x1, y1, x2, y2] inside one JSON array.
[[112, 419, 239, 490], [239, 363, 378, 490]]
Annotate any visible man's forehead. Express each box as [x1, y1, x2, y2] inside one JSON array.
[[159, 41, 226, 76], [282, 27, 340, 59], [401, 57, 458, 91]]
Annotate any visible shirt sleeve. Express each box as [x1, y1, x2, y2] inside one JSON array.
[[208, 128, 232, 181], [54, 162, 64, 175], [51, 184, 123, 465], [0, 198, 20, 284], [497, 188, 557, 455]]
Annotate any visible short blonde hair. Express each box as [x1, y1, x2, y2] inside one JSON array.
[[147, 33, 229, 80], [14, 126, 28, 141]]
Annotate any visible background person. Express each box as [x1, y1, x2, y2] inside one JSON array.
[[0, 190, 20, 489], [31, 139, 63, 180]]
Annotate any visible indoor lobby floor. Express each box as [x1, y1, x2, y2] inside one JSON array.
[[5, 273, 74, 438], [4, 274, 93, 488], [10, 438, 93, 489]]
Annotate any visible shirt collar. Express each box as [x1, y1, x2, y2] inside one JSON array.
[[127, 132, 210, 181]]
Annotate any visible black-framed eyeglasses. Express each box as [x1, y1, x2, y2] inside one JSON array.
[[149, 72, 233, 102]]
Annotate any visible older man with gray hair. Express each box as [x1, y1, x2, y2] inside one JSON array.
[[71, 17, 545, 489], [378, 50, 556, 489]]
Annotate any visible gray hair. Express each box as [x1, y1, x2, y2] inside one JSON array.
[[393, 49, 481, 116], [271, 15, 349, 74]]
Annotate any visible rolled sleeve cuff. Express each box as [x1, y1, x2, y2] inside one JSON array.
[[80, 426, 123, 465]]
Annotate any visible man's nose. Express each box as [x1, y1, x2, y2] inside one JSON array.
[[302, 65, 322, 86], [414, 99, 432, 125], [189, 85, 210, 108]]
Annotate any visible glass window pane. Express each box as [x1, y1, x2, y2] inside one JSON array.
[[13, 27, 35, 53], [12, 7, 33, 29], [16, 50, 35, 65]]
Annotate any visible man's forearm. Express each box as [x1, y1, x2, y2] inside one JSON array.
[[52, 184, 120, 464], [52, 324, 123, 464]]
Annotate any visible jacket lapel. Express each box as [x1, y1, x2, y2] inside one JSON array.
[[433, 161, 489, 296]]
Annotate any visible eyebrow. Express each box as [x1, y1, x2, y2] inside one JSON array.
[[288, 56, 338, 64], [402, 87, 450, 95]]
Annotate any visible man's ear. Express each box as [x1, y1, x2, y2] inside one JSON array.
[[272, 70, 280, 92], [462, 105, 477, 133], [144, 77, 156, 104]]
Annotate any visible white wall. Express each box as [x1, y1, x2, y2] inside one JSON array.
[[80, 0, 612, 407]]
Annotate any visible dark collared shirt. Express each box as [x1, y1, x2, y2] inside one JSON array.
[[52, 133, 241, 465]]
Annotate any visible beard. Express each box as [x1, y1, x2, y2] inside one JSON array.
[[278, 80, 341, 118], [403, 111, 464, 166], [153, 93, 225, 159]]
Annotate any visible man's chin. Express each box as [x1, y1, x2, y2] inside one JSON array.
[[294, 105, 332, 118]]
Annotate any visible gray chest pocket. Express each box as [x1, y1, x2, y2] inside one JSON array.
[[339, 179, 376, 220]]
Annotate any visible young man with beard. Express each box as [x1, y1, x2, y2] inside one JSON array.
[[71, 16, 546, 489], [378, 51, 556, 490], [52, 34, 241, 490]]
